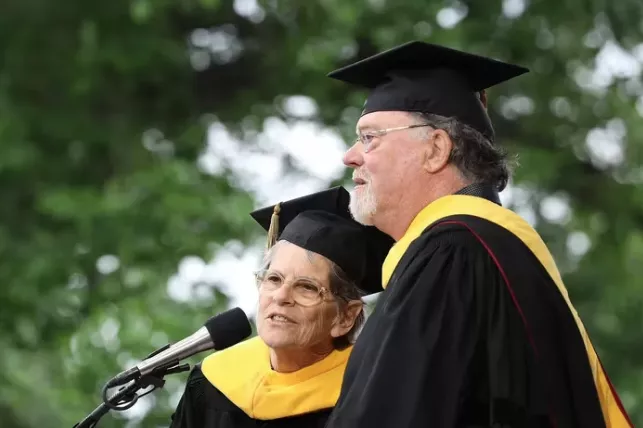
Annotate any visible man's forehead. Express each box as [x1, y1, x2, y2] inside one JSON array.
[[355, 111, 411, 132]]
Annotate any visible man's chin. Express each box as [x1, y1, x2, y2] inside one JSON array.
[[349, 188, 377, 225], [351, 215, 372, 226], [348, 205, 376, 226]]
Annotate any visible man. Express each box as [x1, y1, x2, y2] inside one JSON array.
[[323, 41, 632, 427]]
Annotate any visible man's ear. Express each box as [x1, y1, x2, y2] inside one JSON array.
[[423, 129, 453, 174], [330, 301, 364, 338]]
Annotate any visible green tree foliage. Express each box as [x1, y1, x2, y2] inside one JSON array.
[[1, 0, 642, 426]]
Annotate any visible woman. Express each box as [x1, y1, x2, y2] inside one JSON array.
[[170, 186, 394, 428]]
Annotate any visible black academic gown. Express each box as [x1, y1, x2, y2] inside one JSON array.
[[325, 192, 632, 428], [170, 366, 330, 428], [170, 336, 351, 428]]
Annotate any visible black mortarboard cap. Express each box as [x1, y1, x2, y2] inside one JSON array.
[[327, 40, 529, 142], [250, 186, 395, 295]]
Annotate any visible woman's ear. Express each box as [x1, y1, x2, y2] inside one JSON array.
[[331, 301, 364, 338], [422, 129, 453, 174]]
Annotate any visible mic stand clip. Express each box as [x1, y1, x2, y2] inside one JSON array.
[[73, 344, 190, 428]]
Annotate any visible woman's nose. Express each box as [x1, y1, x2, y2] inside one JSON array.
[[271, 283, 295, 305]]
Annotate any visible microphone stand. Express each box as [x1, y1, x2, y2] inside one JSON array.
[[73, 344, 191, 428]]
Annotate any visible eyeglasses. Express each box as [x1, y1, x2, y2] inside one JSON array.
[[254, 269, 332, 307], [355, 124, 432, 152]]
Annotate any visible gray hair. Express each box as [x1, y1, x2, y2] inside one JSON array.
[[259, 241, 365, 350], [411, 112, 516, 192]]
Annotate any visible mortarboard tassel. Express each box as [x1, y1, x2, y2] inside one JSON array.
[[479, 90, 488, 109], [266, 203, 281, 250]]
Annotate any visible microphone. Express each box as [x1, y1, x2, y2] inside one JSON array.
[[106, 307, 251, 388]]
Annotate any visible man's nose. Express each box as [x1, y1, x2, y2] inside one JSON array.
[[343, 141, 364, 168]]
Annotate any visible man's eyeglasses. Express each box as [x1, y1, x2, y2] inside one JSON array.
[[355, 124, 432, 152]]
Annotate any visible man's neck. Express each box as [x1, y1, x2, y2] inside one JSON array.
[[379, 178, 472, 241]]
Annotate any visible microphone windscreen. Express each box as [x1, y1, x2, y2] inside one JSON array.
[[204, 307, 252, 350]]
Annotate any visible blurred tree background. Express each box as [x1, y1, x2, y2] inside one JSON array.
[[1, 0, 642, 426]]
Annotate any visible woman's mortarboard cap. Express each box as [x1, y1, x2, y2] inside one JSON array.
[[250, 187, 394, 295]]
